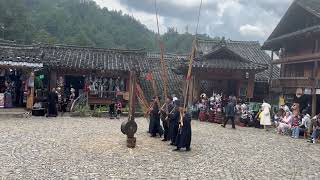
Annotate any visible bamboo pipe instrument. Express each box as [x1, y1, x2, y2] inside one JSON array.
[[165, 106, 176, 121], [155, 0, 169, 103], [158, 103, 166, 114], [180, 0, 203, 128], [145, 101, 155, 115], [178, 110, 184, 134]]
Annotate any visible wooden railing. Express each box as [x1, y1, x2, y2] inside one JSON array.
[[272, 53, 320, 64], [271, 77, 314, 88], [70, 93, 88, 112]]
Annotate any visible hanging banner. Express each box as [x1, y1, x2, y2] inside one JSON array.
[[296, 88, 303, 98], [28, 77, 34, 88], [123, 92, 129, 101], [279, 96, 285, 106], [316, 89, 320, 95], [146, 73, 153, 81], [57, 76, 64, 87], [304, 88, 312, 95]]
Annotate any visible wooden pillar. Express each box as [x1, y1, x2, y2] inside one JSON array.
[[247, 72, 255, 99], [49, 70, 57, 90], [193, 74, 200, 103], [125, 72, 130, 92], [123, 70, 138, 149], [187, 75, 195, 105], [312, 61, 318, 117], [268, 51, 274, 102], [26, 71, 35, 110], [269, 51, 274, 83], [236, 80, 241, 97], [128, 71, 137, 116]]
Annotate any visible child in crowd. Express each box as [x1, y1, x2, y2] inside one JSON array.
[[109, 101, 116, 119], [273, 109, 285, 127], [291, 111, 301, 139], [253, 109, 262, 128], [300, 110, 311, 136], [116, 100, 122, 119], [240, 103, 249, 126]]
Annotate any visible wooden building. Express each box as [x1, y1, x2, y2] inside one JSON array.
[[178, 39, 272, 104], [0, 42, 43, 109], [0, 42, 149, 110], [41, 45, 147, 107], [139, 53, 185, 101], [262, 0, 320, 116], [141, 47, 278, 104]]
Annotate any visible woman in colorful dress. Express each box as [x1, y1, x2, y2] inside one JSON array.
[[277, 111, 292, 134]]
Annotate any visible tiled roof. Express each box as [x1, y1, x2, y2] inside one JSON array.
[[297, 0, 320, 18], [0, 39, 16, 44], [40, 45, 149, 72], [263, 25, 320, 50], [0, 43, 43, 67], [0, 43, 151, 72], [263, 0, 320, 50], [138, 53, 186, 101], [196, 39, 271, 65], [194, 39, 276, 81], [138, 51, 279, 103], [255, 65, 280, 83], [192, 58, 267, 70]]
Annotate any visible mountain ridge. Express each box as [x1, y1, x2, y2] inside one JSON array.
[[0, 0, 213, 54]]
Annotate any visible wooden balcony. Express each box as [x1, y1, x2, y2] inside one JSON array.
[[272, 53, 320, 64], [271, 77, 315, 88]]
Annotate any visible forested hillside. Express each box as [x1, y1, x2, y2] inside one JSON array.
[[0, 0, 212, 53]]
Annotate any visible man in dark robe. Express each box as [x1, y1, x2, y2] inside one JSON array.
[[168, 100, 180, 146], [174, 102, 192, 151], [149, 96, 164, 137], [109, 100, 116, 119], [160, 96, 174, 141], [47, 88, 58, 117], [148, 100, 154, 134]]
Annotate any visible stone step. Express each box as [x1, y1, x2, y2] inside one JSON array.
[[0, 108, 29, 118]]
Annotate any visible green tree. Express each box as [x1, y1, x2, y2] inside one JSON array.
[[0, 0, 215, 54]]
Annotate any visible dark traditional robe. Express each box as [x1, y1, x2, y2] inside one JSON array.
[[148, 116, 153, 133], [150, 102, 163, 136], [109, 103, 116, 118], [161, 102, 174, 140], [175, 112, 192, 149], [169, 107, 180, 144], [47, 91, 58, 117]]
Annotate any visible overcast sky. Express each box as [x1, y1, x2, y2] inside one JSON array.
[[94, 0, 293, 42]]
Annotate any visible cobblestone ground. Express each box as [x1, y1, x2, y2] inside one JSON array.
[[0, 116, 320, 180]]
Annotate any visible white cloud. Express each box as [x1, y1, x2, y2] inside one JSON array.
[[216, 0, 241, 17], [95, 0, 127, 12], [96, 0, 166, 33], [239, 24, 266, 38], [94, 0, 293, 42], [170, 0, 203, 7]]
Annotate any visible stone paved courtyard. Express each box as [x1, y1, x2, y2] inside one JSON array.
[[0, 116, 320, 179]]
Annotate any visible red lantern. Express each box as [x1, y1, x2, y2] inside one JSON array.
[[146, 72, 153, 81], [84, 83, 90, 93]]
